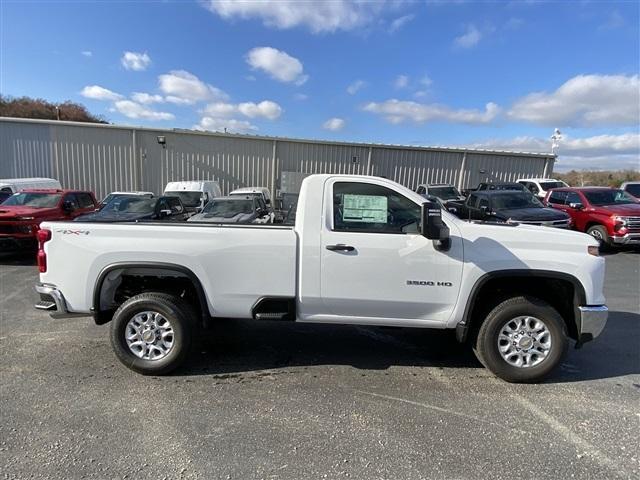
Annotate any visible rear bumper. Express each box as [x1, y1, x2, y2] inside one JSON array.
[[611, 233, 640, 245], [34, 283, 85, 319], [576, 305, 608, 346]]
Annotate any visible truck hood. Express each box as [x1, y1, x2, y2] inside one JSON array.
[[0, 206, 60, 219], [494, 207, 569, 221], [590, 203, 640, 216], [74, 211, 154, 222]]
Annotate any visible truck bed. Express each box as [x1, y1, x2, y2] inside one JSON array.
[[40, 221, 298, 318]]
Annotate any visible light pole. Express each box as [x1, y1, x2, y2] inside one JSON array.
[[551, 128, 562, 155]]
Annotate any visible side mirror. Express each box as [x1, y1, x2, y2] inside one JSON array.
[[421, 201, 451, 251], [265, 198, 271, 205], [62, 201, 74, 213], [569, 202, 583, 210], [159, 209, 172, 217]]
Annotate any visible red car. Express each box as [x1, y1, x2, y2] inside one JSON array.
[[544, 187, 640, 248], [0, 189, 98, 250]]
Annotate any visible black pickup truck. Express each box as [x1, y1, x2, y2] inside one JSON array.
[[448, 190, 572, 228]]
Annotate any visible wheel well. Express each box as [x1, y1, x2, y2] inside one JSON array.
[[93, 265, 208, 325], [584, 222, 603, 232], [464, 275, 581, 343]]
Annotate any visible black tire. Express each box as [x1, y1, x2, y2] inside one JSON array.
[[587, 225, 613, 250], [473, 296, 568, 383], [110, 292, 196, 375]]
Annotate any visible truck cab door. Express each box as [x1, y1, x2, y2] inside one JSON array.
[[300, 178, 464, 326]]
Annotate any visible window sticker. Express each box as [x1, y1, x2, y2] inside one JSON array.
[[342, 194, 387, 223]]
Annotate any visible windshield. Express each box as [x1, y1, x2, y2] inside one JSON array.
[[0, 192, 12, 203], [624, 184, 640, 196], [491, 193, 543, 210], [540, 181, 568, 190], [583, 189, 636, 206], [164, 191, 202, 207], [2, 192, 61, 208], [102, 196, 156, 214], [203, 199, 253, 217], [429, 186, 461, 200]]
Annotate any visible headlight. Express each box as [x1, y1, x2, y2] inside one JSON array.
[[16, 216, 35, 220], [588, 245, 600, 256]]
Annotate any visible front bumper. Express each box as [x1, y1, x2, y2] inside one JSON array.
[[34, 283, 84, 319], [612, 233, 640, 245], [576, 305, 608, 346]]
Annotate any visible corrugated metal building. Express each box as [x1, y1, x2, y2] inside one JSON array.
[[0, 117, 555, 200]]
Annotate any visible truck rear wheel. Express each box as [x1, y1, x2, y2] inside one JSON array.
[[109, 292, 195, 375], [473, 296, 568, 383]]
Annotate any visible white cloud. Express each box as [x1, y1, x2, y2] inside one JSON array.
[[394, 74, 409, 89], [508, 74, 640, 127], [246, 47, 308, 85], [204, 0, 398, 33], [203, 100, 282, 120], [80, 85, 123, 101], [121, 51, 151, 71], [158, 70, 228, 104], [323, 117, 346, 131], [389, 14, 415, 33], [363, 99, 500, 124], [454, 24, 481, 48], [131, 92, 164, 104], [293, 93, 309, 101], [464, 133, 640, 171], [347, 80, 366, 95], [113, 100, 174, 121], [195, 117, 258, 134], [81, 51, 92, 58], [420, 75, 433, 87]]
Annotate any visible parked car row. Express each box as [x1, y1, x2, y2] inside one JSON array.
[[0, 177, 281, 252], [417, 178, 640, 249]]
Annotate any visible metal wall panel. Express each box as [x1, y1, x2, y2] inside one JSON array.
[[1, 118, 554, 200], [370, 148, 463, 190]]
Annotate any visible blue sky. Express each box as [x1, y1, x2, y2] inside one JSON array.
[[1, 0, 639, 171]]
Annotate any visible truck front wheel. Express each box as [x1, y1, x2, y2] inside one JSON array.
[[473, 296, 568, 383], [109, 292, 195, 375]]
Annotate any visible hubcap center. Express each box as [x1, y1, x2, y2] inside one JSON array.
[[518, 336, 533, 349], [142, 330, 156, 343]]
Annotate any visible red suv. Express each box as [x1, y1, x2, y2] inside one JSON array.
[[544, 187, 640, 248], [0, 189, 98, 250]]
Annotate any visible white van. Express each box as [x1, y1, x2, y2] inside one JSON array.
[[0, 178, 62, 203], [163, 180, 222, 212]]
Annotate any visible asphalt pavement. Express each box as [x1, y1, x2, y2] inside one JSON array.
[[1, 249, 638, 479]]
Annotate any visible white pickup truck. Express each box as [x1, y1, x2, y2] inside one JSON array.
[[34, 175, 608, 383]]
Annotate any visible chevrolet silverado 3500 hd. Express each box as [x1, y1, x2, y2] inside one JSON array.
[[34, 175, 608, 383]]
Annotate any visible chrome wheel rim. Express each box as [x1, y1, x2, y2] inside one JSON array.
[[497, 316, 552, 368], [589, 229, 604, 242], [125, 311, 174, 360]]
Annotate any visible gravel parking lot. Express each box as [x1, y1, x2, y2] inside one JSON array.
[[1, 249, 638, 480]]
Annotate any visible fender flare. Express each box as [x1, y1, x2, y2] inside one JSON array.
[[92, 261, 210, 325], [456, 269, 587, 343]]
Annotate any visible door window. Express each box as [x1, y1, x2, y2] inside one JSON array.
[[548, 191, 568, 204], [332, 182, 421, 234], [76, 193, 95, 209], [565, 192, 582, 205]]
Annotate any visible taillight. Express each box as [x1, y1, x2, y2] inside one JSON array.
[[37, 229, 52, 273]]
